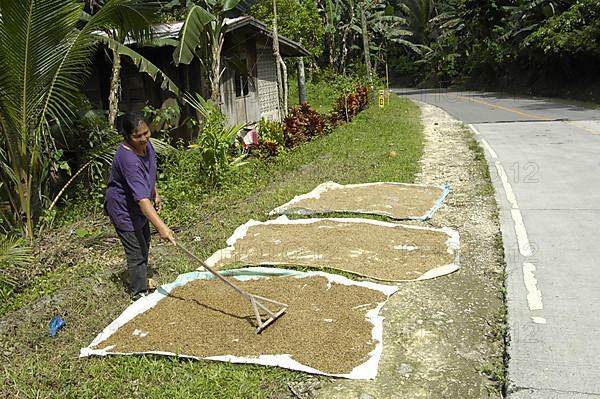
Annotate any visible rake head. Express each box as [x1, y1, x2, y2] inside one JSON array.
[[249, 294, 288, 334]]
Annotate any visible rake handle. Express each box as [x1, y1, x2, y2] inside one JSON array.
[[175, 242, 253, 301], [174, 242, 288, 334]]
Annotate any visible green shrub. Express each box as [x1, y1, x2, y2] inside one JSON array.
[[257, 118, 285, 144], [330, 86, 369, 125], [254, 119, 285, 158], [157, 144, 206, 227], [525, 0, 600, 55], [283, 103, 327, 148], [143, 102, 182, 140], [185, 94, 246, 189]]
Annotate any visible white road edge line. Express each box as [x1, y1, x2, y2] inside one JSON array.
[[495, 162, 518, 209], [523, 262, 543, 310], [469, 124, 499, 158], [493, 157, 541, 309], [480, 138, 498, 159], [467, 123, 480, 135], [511, 209, 533, 257]]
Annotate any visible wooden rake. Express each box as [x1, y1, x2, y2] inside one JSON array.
[[176, 243, 288, 334]]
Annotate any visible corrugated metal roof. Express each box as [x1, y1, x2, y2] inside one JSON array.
[[143, 16, 309, 57]]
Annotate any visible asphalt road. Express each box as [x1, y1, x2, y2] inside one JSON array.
[[394, 88, 600, 398]]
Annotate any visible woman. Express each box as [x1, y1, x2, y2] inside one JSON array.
[[104, 111, 175, 299]]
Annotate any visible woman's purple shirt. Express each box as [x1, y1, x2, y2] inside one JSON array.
[[104, 141, 157, 231]]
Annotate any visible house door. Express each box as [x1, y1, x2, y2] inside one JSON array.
[[234, 96, 248, 124], [234, 66, 249, 124]]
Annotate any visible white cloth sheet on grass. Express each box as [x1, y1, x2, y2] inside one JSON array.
[[205, 216, 460, 281], [269, 181, 450, 221], [80, 267, 398, 380]]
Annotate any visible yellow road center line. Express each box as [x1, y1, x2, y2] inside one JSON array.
[[462, 96, 552, 121], [564, 121, 600, 135]]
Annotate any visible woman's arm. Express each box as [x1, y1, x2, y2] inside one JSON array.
[[152, 185, 161, 212], [139, 198, 174, 243]]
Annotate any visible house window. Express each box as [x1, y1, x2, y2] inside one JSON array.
[[234, 62, 249, 97]]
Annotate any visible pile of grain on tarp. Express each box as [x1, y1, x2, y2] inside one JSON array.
[[206, 216, 460, 281], [269, 181, 449, 220], [80, 268, 398, 379]]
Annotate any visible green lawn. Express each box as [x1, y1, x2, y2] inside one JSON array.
[[0, 94, 423, 398], [288, 79, 342, 114]]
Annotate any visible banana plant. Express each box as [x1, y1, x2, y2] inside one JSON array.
[[398, 0, 435, 45], [499, 0, 575, 43], [339, 0, 415, 73], [172, 0, 241, 104], [184, 93, 245, 188], [367, 2, 419, 69], [321, 0, 346, 68]]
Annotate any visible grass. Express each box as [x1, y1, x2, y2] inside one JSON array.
[[0, 94, 423, 398], [288, 79, 341, 114], [464, 126, 495, 197], [287, 72, 371, 115], [0, 260, 100, 316]]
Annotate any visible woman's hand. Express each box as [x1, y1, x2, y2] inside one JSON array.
[[158, 226, 175, 244]]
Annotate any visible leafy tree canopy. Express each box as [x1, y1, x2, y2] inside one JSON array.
[[248, 0, 324, 58], [525, 0, 600, 55]]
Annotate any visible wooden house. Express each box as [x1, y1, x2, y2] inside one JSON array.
[[84, 16, 309, 135]]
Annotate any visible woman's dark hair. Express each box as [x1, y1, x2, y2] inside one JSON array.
[[120, 111, 147, 139]]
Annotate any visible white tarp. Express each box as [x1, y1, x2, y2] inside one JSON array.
[[269, 181, 450, 220], [205, 216, 460, 281], [80, 267, 398, 380]]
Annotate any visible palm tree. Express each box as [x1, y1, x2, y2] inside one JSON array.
[[0, 0, 167, 239]]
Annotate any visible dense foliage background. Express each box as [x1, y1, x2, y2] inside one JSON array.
[[386, 0, 600, 98]]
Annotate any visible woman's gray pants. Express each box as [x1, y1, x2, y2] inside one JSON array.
[[115, 222, 150, 296]]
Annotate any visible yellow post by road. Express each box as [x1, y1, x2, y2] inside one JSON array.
[[378, 89, 385, 109]]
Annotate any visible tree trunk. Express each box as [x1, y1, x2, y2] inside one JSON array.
[[281, 58, 288, 114], [2, 116, 34, 238], [108, 48, 121, 128], [272, 0, 285, 119], [210, 33, 224, 104], [298, 57, 307, 104], [328, 34, 335, 68], [340, 0, 355, 72], [360, 2, 372, 84]]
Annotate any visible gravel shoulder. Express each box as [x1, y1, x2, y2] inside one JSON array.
[[314, 101, 506, 398]]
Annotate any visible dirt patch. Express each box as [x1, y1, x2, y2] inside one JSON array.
[[96, 275, 387, 375], [271, 182, 445, 220], [213, 219, 457, 281], [315, 101, 505, 398]]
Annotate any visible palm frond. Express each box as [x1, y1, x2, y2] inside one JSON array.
[[0, 0, 84, 136], [91, 0, 162, 43], [150, 137, 176, 154], [222, 0, 241, 12], [0, 234, 32, 287], [173, 4, 215, 65], [99, 36, 181, 95], [144, 37, 180, 48]]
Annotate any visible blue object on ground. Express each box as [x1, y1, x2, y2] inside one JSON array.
[[48, 315, 65, 337]]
